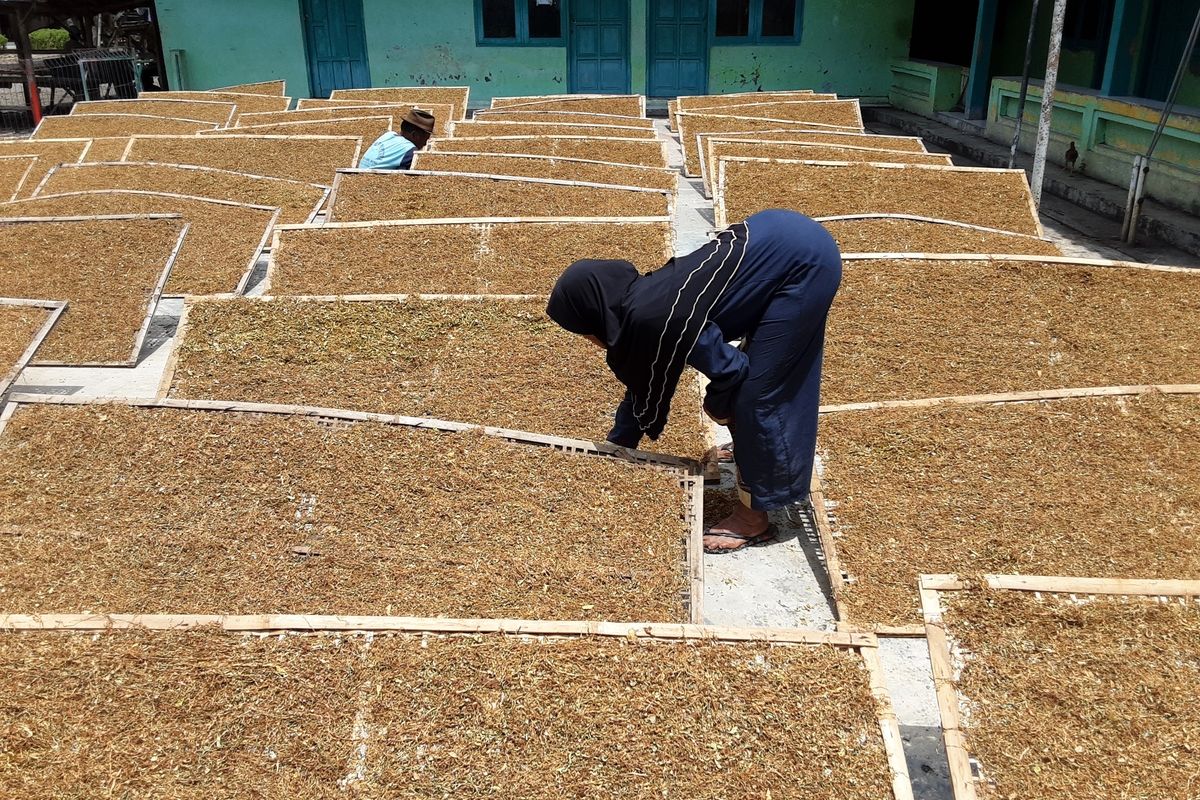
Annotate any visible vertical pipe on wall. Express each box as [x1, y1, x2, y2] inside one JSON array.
[[1029, 0, 1067, 207], [1008, 0, 1041, 168], [1121, 5, 1200, 244]]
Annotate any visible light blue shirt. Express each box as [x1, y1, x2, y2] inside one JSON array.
[[359, 131, 416, 170]]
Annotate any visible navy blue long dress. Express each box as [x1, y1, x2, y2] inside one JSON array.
[[547, 209, 842, 511]]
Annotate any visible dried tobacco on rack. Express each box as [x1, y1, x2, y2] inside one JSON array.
[[819, 394, 1200, 626], [942, 589, 1200, 800], [329, 170, 668, 221], [822, 259, 1198, 404], [37, 162, 325, 224], [269, 220, 670, 295], [0, 218, 183, 362], [0, 403, 691, 620], [169, 298, 708, 456], [720, 161, 1040, 234], [2, 191, 275, 295], [0, 630, 361, 799]]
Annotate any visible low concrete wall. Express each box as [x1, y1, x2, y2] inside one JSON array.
[[985, 78, 1200, 216], [888, 59, 966, 117]]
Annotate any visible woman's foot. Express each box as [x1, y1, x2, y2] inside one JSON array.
[[704, 504, 774, 554]]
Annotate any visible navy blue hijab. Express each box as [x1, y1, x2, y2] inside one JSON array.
[[547, 223, 749, 439]]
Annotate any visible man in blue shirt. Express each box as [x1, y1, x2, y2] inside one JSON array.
[[359, 108, 436, 170]]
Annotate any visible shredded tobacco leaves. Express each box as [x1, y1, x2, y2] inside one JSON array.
[[822, 259, 1198, 404], [0, 631, 895, 799], [820, 219, 1061, 255], [942, 588, 1200, 800], [170, 298, 707, 456], [0, 218, 184, 363], [431, 137, 668, 168], [269, 220, 670, 295], [0, 304, 50, 384], [39, 163, 325, 224], [0, 403, 691, 620], [126, 136, 358, 186], [818, 394, 1200, 626], [721, 161, 1040, 234], [2, 191, 275, 295], [329, 171, 668, 222]]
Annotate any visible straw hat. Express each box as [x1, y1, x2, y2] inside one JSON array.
[[403, 109, 436, 133]]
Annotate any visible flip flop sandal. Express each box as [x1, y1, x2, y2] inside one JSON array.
[[703, 524, 778, 555]]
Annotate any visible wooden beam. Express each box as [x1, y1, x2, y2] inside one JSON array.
[[983, 574, 1200, 596]]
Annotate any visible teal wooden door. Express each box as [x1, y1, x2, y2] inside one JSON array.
[[569, 0, 631, 94], [301, 0, 371, 98], [648, 0, 707, 97]]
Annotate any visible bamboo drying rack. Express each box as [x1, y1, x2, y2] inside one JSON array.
[[325, 168, 675, 223], [453, 119, 660, 140], [0, 155, 37, 201], [31, 161, 331, 225], [261, 216, 675, 295], [811, 383, 1200, 636], [2, 190, 280, 297], [0, 214, 186, 367], [203, 116, 394, 144], [410, 150, 678, 190], [676, 110, 866, 175], [211, 79, 287, 95], [489, 94, 647, 117], [71, 97, 239, 127], [0, 610, 912, 800], [0, 298, 67, 398], [713, 157, 1042, 235], [473, 109, 656, 128], [695, 129, 930, 190], [1, 391, 706, 623], [698, 141, 952, 198], [427, 135, 672, 169], [120, 134, 365, 177], [31, 113, 220, 140], [330, 86, 470, 120], [919, 573, 1200, 800]]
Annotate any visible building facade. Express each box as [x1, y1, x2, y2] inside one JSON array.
[[155, 0, 915, 102], [888, 0, 1200, 215]]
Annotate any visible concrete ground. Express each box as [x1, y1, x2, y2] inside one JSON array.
[[11, 116, 1195, 800]]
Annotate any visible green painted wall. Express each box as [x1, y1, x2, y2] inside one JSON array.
[[156, 0, 309, 94], [156, 0, 921, 103], [708, 0, 915, 98], [361, 0, 566, 102]]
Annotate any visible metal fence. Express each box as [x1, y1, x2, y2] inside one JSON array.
[[0, 47, 138, 136]]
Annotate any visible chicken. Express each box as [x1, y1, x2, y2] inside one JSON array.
[[1065, 141, 1079, 173]]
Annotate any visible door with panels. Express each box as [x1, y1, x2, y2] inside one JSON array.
[[301, 0, 371, 98], [648, 0, 708, 97], [569, 0, 631, 94]]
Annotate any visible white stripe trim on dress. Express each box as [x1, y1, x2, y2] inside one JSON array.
[[645, 222, 750, 427]]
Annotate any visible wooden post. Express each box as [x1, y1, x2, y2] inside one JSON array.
[[1030, 0, 1067, 207], [12, 8, 42, 126]]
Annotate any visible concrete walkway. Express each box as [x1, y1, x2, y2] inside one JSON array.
[[661, 118, 954, 800]]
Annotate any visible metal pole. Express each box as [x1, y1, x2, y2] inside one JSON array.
[[1008, 0, 1042, 168], [1121, 5, 1200, 244], [1030, 0, 1067, 208]]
